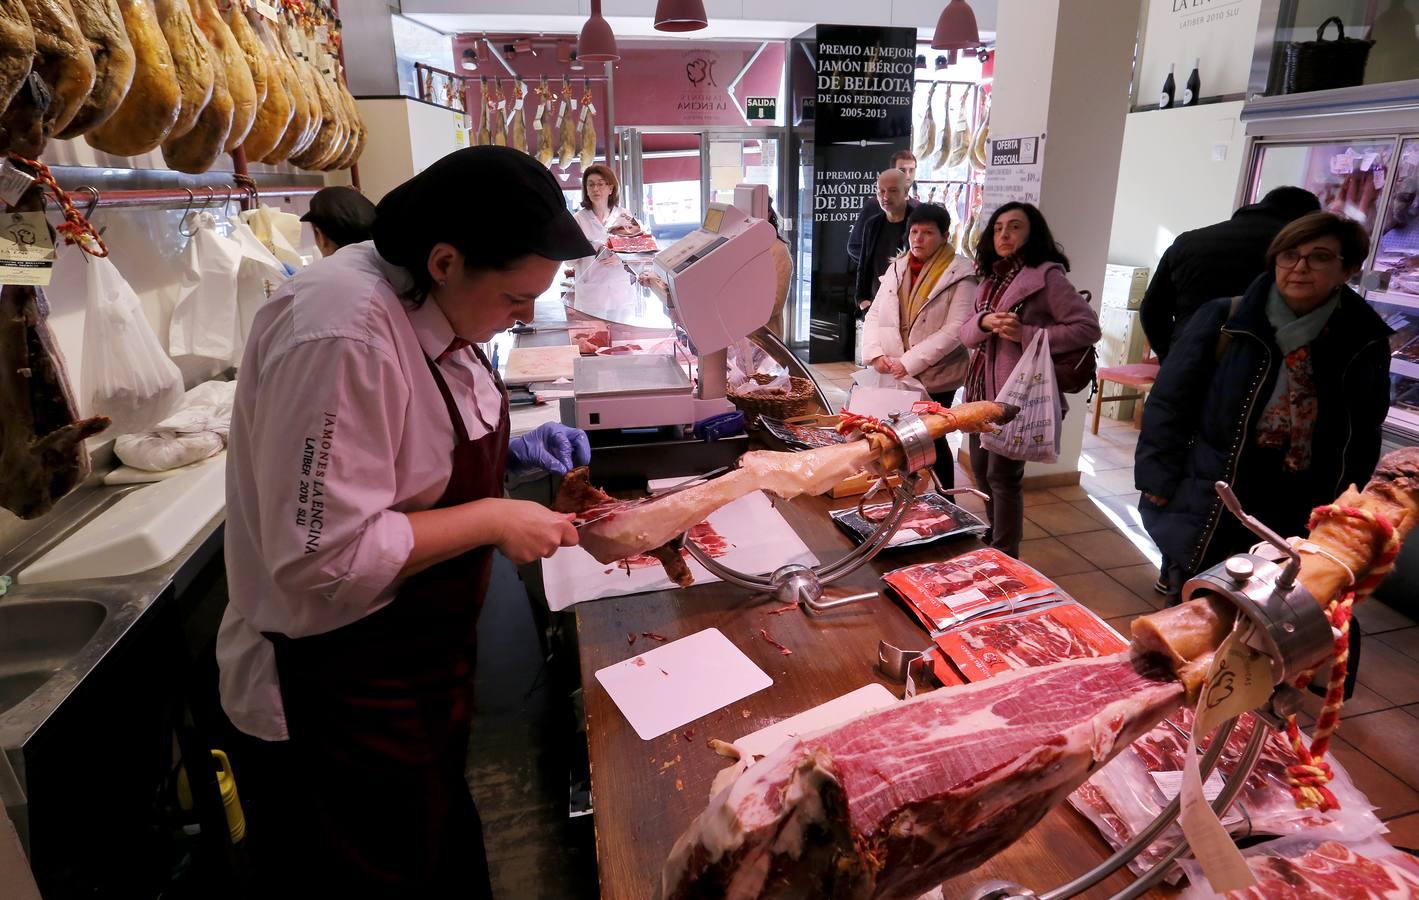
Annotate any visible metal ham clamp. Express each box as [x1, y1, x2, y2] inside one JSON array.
[[967, 480, 1336, 900], [683, 409, 986, 615]]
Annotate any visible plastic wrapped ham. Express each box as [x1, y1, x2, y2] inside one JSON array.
[[1069, 709, 1382, 879], [1177, 835, 1419, 899]]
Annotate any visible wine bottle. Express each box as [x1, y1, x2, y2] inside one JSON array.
[[1184, 58, 1201, 106], [1159, 63, 1176, 109]]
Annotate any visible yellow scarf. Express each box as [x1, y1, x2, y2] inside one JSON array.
[[897, 244, 956, 348]]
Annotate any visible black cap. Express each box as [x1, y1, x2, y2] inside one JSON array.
[[299, 186, 378, 247], [373, 147, 593, 274]]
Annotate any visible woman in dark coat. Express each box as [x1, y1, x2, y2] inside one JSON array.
[[1136, 212, 1392, 605]]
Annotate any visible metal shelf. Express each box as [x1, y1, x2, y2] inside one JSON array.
[[1391, 357, 1419, 380]]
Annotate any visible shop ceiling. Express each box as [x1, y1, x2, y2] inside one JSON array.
[[398, 0, 999, 43]]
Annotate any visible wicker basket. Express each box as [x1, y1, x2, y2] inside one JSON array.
[[1281, 17, 1374, 94], [727, 375, 819, 421]]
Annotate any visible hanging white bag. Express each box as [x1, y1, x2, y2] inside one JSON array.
[[227, 218, 289, 361], [79, 256, 185, 437], [980, 329, 1061, 463], [169, 212, 244, 363]]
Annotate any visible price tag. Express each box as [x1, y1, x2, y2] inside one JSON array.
[[1176, 629, 1271, 895], [253, 0, 278, 20], [1151, 769, 1226, 803], [0, 211, 56, 286], [0, 160, 35, 207]]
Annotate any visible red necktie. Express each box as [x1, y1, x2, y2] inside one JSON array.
[[436, 337, 472, 365]]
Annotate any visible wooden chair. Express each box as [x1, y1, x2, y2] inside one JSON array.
[[1092, 343, 1161, 434]]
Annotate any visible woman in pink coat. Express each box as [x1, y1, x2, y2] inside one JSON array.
[[958, 202, 1100, 556]]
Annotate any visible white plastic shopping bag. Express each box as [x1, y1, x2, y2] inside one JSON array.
[[980, 329, 1061, 463], [80, 256, 184, 436], [227, 218, 288, 361], [169, 212, 243, 362]]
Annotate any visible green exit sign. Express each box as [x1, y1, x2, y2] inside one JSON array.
[[746, 97, 777, 121]]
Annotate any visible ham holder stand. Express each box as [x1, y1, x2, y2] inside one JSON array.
[[967, 481, 1335, 900], [683, 409, 989, 615]]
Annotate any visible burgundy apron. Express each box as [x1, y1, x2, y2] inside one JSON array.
[[267, 347, 507, 896]]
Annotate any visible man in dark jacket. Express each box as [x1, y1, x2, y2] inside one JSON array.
[[1139, 186, 1320, 359], [847, 150, 917, 266], [854, 169, 916, 316]]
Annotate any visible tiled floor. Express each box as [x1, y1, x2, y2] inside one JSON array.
[[809, 361, 1419, 846]]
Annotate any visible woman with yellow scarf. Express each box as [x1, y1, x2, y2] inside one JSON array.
[[862, 203, 980, 488]]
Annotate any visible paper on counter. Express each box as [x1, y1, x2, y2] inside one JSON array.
[[733, 684, 897, 759], [541, 489, 818, 611], [595, 628, 772, 740]]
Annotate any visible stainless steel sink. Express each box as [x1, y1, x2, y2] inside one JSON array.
[[0, 599, 108, 716]]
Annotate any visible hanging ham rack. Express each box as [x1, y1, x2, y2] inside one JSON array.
[[967, 482, 1334, 900], [40, 149, 323, 213]]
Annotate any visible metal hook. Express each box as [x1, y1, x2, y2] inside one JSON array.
[[177, 188, 197, 236]]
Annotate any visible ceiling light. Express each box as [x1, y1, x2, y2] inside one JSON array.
[[915, 54, 926, 70], [932, 0, 981, 51], [460, 48, 478, 71], [578, 0, 620, 63], [570, 52, 585, 72], [654, 0, 708, 32]]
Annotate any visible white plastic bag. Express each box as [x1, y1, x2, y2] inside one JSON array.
[[112, 380, 237, 472], [80, 256, 184, 437], [980, 329, 1060, 463], [227, 218, 288, 361], [169, 212, 243, 362]]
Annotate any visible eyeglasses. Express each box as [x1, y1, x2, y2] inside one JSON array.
[[1277, 248, 1340, 269]]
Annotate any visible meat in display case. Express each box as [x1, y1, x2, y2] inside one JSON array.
[[1370, 139, 1419, 435]]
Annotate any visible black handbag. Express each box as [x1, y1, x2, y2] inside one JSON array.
[[1281, 16, 1374, 94]]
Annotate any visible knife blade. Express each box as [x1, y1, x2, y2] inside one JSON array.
[[572, 466, 732, 530]]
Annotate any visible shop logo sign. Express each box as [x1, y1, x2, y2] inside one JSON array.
[[677, 50, 727, 122]]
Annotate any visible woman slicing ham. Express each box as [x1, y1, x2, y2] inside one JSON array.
[[216, 148, 594, 897], [569, 163, 643, 319]]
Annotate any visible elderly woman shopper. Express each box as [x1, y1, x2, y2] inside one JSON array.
[[862, 203, 977, 488], [1136, 212, 1392, 603], [958, 202, 1100, 557]]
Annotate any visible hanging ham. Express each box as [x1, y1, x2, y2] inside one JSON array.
[[489, 79, 507, 146], [218, 0, 266, 149], [0, 0, 96, 155], [0, 182, 110, 519], [161, 0, 230, 172], [534, 78, 553, 166], [55, 0, 135, 137], [473, 76, 489, 145], [190, 0, 253, 154], [0, 0, 35, 120], [85, 0, 180, 155], [557, 78, 576, 169], [508, 79, 527, 153], [153, 0, 213, 141], [946, 86, 970, 168], [234, 4, 289, 161], [915, 81, 936, 161], [578, 83, 595, 169], [256, 13, 307, 163]]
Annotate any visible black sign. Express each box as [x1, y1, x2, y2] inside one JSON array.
[[988, 136, 1040, 166], [798, 24, 915, 362]]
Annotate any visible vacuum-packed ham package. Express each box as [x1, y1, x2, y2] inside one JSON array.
[[831, 491, 987, 550], [933, 601, 1127, 682], [1177, 834, 1419, 899], [1070, 708, 1382, 879], [881, 547, 1058, 633]]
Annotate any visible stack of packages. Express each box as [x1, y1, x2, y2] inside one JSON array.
[[881, 548, 1402, 896]]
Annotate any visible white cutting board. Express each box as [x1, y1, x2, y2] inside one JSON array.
[[503, 344, 580, 385], [595, 628, 772, 740], [19, 459, 226, 584]]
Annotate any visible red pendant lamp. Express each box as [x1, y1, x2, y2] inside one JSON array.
[[931, 0, 980, 51], [578, 0, 620, 63], [654, 0, 708, 32]]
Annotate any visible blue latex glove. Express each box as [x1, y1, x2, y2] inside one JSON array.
[[508, 422, 591, 476]]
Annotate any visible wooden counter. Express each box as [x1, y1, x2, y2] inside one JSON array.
[[574, 486, 1167, 899]]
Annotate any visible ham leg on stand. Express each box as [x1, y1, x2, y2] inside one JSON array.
[[662, 448, 1419, 900], [557, 401, 1018, 571]]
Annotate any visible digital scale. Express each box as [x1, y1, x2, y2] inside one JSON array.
[[567, 184, 777, 431]]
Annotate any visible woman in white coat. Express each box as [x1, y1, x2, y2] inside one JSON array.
[[570, 163, 642, 319], [862, 203, 978, 488]]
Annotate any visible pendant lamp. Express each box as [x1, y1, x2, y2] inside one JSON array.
[[654, 0, 708, 32], [578, 0, 620, 63], [931, 0, 980, 51]]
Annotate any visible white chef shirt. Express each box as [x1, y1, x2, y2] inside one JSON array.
[[217, 241, 504, 742]]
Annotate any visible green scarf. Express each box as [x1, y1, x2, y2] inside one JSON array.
[[897, 244, 956, 348], [1266, 285, 1340, 354]]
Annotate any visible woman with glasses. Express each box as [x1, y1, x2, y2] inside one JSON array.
[[1136, 212, 1393, 606], [570, 163, 642, 319]]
